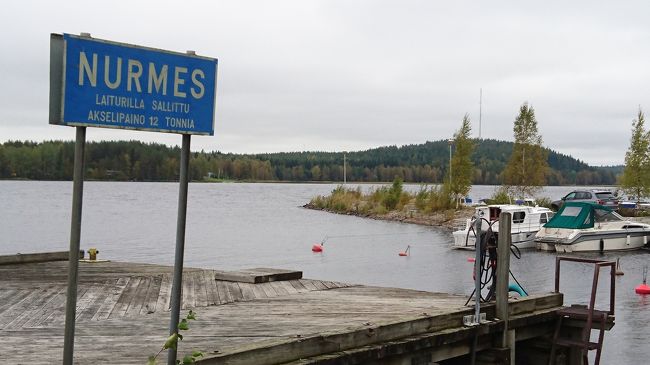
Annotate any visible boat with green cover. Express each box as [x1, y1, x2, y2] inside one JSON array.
[[535, 201, 650, 252]]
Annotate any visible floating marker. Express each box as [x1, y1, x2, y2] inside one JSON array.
[[636, 283, 650, 295], [399, 245, 410, 257], [311, 244, 323, 253], [635, 265, 649, 294]]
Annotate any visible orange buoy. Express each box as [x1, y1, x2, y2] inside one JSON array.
[[636, 266, 648, 294], [311, 244, 323, 253], [636, 283, 650, 294]]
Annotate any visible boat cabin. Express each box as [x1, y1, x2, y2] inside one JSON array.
[[476, 204, 554, 233], [479, 205, 553, 224]]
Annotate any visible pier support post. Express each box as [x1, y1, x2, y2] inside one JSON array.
[[63, 126, 86, 365], [168, 134, 191, 365], [470, 218, 483, 365], [496, 212, 514, 363], [474, 217, 482, 316]]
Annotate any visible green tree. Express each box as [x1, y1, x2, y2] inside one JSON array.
[[620, 109, 650, 201], [446, 114, 474, 207], [503, 103, 548, 198], [382, 176, 403, 210]]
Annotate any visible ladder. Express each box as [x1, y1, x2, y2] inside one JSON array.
[[548, 257, 615, 365]]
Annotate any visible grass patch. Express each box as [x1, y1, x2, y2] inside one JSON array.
[[309, 178, 456, 216]]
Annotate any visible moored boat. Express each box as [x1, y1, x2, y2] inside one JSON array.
[[452, 204, 554, 250], [535, 201, 650, 252]]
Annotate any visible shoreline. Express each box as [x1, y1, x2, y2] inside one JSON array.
[[304, 203, 650, 230], [303, 202, 474, 231]]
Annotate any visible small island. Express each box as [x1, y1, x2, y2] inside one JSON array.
[[304, 178, 475, 231]]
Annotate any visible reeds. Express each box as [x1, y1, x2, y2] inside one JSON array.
[[309, 178, 455, 215]]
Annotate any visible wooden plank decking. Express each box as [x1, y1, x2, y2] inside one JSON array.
[[0, 259, 563, 364]]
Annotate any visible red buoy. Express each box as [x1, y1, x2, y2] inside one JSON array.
[[398, 245, 410, 256], [636, 283, 650, 295], [311, 244, 323, 253], [637, 266, 649, 294]]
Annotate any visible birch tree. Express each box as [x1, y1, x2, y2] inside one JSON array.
[[446, 114, 474, 207], [620, 109, 650, 201], [503, 103, 548, 198]]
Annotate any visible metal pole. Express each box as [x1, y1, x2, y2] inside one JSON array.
[[470, 217, 482, 365], [62, 126, 86, 365], [168, 134, 191, 365], [479, 88, 482, 140], [473, 217, 482, 321], [496, 212, 512, 348]]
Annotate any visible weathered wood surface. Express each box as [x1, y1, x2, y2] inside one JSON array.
[[0, 250, 84, 265], [214, 268, 303, 283], [0, 260, 562, 364]]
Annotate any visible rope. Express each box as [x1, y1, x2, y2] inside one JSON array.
[[464, 216, 527, 305], [320, 231, 430, 244]]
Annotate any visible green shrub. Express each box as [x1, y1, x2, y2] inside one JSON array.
[[536, 197, 553, 209], [373, 204, 388, 215], [382, 177, 404, 210], [310, 195, 326, 208], [415, 186, 430, 211], [429, 184, 454, 211], [488, 186, 512, 204], [398, 192, 412, 209]]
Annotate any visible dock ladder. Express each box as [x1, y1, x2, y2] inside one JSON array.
[[548, 257, 615, 365]]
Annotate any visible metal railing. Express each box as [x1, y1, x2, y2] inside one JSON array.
[[554, 256, 615, 317]]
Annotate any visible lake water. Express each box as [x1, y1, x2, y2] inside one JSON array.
[[1, 181, 648, 364]]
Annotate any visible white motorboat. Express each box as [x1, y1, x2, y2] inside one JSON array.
[[452, 204, 554, 250], [618, 195, 650, 209], [535, 202, 650, 252]]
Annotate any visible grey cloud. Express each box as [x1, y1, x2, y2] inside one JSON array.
[[2, 0, 650, 165]]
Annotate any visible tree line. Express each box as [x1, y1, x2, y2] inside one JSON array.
[[0, 138, 619, 185]]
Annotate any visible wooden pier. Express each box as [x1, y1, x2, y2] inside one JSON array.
[[0, 252, 606, 364]]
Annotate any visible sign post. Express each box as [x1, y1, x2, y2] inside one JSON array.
[[50, 33, 217, 365], [62, 126, 86, 365], [168, 133, 191, 364]]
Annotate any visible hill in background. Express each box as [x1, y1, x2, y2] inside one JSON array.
[[0, 139, 621, 185], [254, 139, 620, 185]]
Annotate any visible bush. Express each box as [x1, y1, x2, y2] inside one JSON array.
[[307, 179, 455, 216], [415, 186, 431, 211], [309, 185, 365, 212], [429, 184, 454, 211], [412, 184, 454, 213], [382, 177, 404, 210], [373, 204, 388, 215], [536, 197, 553, 209], [310, 195, 326, 208], [487, 186, 511, 204]]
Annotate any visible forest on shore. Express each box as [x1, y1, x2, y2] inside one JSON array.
[[0, 139, 620, 185]]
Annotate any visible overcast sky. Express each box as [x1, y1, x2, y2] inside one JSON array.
[[1, 0, 649, 166]]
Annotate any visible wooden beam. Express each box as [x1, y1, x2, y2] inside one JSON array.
[[214, 268, 302, 283], [0, 251, 84, 265]]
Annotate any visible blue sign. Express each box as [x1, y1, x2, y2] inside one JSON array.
[[50, 34, 217, 135]]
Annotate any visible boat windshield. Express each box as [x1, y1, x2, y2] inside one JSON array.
[[560, 206, 582, 217], [594, 208, 622, 222]]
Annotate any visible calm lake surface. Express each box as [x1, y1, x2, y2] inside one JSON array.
[[1, 181, 648, 364]]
